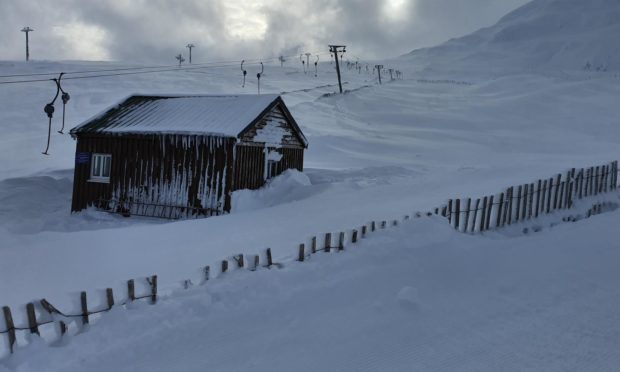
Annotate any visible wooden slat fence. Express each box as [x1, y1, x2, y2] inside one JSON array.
[[443, 161, 618, 233]]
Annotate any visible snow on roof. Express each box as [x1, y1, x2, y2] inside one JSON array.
[[71, 94, 282, 137]]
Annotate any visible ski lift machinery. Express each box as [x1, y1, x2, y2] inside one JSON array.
[[42, 72, 70, 155]]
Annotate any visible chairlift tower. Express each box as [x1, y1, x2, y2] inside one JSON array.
[[176, 54, 185, 67], [375, 65, 384, 84], [328, 45, 346, 93], [21, 27, 34, 61], [186, 44, 195, 64]]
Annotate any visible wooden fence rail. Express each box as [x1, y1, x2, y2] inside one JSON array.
[[443, 161, 618, 233]]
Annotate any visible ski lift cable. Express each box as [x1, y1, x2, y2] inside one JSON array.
[[0, 51, 329, 80], [0, 61, 269, 86], [0, 55, 328, 86]]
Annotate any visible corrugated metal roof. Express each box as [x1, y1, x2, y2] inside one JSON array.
[[70, 94, 282, 137]]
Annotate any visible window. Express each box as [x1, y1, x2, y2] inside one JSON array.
[[90, 153, 111, 182]]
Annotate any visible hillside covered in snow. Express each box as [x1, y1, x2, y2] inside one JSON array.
[[402, 0, 620, 73], [1, 0, 620, 370]]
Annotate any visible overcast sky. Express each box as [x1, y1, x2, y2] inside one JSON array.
[[1, 0, 529, 63]]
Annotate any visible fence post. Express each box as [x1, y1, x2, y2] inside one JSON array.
[[594, 166, 600, 195], [324, 233, 331, 253], [361, 226, 367, 238], [535, 180, 541, 218], [381, 221, 387, 229], [352, 229, 358, 243], [236, 254, 245, 268], [471, 198, 480, 233], [253, 255, 260, 270], [479, 197, 488, 232], [547, 177, 553, 213], [128, 279, 135, 302], [338, 232, 345, 251], [606, 164, 611, 192], [2, 306, 16, 353], [553, 174, 562, 210], [204, 266, 210, 282], [528, 183, 534, 218], [585, 168, 591, 196], [558, 179, 565, 209], [221, 260, 228, 273], [106, 288, 114, 310], [371, 221, 376, 232], [485, 195, 494, 230], [540, 180, 548, 215], [495, 194, 503, 228], [447, 199, 453, 225], [463, 198, 471, 232], [149, 275, 158, 304], [266, 248, 273, 267], [563, 171, 571, 208], [570, 168, 576, 204], [516, 186, 522, 222], [506, 188, 513, 225], [522, 184, 529, 219], [26, 303, 40, 335], [298, 244, 305, 262], [80, 292, 89, 325], [603, 165, 610, 193], [454, 199, 461, 230]]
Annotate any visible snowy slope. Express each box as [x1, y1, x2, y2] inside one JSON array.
[[1, 59, 620, 312], [3, 213, 620, 371], [401, 0, 620, 73]]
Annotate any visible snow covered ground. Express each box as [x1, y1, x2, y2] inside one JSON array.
[[1, 0, 620, 369], [3, 211, 620, 372]]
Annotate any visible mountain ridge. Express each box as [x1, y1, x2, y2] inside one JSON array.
[[401, 0, 620, 73]]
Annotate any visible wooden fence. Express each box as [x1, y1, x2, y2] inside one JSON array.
[[1, 160, 618, 357], [443, 161, 618, 233], [0, 213, 427, 357]]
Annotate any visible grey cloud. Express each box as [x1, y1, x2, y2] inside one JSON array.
[[0, 0, 530, 63]]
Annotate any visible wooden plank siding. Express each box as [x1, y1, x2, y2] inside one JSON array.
[[232, 145, 304, 191], [71, 133, 236, 218]]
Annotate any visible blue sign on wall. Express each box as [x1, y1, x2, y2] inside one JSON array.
[[76, 152, 90, 164]]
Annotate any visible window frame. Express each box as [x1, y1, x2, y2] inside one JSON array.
[[266, 159, 277, 180], [89, 153, 112, 183]]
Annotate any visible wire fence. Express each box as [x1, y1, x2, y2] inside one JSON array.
[[1, 160, 618, 357]]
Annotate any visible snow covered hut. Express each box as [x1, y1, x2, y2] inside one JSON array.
[[69, 94, 308, 218]]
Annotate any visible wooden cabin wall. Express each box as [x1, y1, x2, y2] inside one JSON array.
[[232, 144, 304, 191], [71, 134, 235, 218], [232, 144, 265, 191]]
